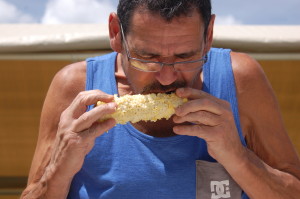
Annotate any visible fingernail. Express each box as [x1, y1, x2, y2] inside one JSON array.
[[176, 88, 184, 97], [173, 126, 179, 133], [173, 115, 178, 123], [108, 102, 116, 109], [177, 88, 184, 93], [175, 106, 182, 116]]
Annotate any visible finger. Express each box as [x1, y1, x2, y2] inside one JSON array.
[[80, 118, 116, 139], [176, 87, 216, 101], [72, 102, 117, 132], [173, 124, 210, 140], [69, 90, 115, 118], [173, 110, 221, 126], [71, 90, 114, 107], [175, 98, 223, 117], [175, 88, 225, 116]]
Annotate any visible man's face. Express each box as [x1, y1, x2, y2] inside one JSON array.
[[121, 8, 209, 94]]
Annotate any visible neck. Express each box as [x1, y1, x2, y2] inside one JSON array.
[[131, 119, 177, 137]]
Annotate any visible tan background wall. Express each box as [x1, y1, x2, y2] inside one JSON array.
[[259, 60, 300, 152], [0, 60, 70, 198], [0, 58, 299, 198]]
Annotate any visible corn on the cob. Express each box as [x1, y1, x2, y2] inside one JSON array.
[[96, 93, 187, 124]]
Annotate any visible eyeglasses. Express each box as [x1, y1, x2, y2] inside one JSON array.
[[120, 23, 207, 72]]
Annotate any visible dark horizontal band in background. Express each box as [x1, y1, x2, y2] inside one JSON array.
[[0, 176, 27, 196], [0, 176, 27, 188]]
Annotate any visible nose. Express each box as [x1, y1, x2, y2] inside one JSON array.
[[155, 64, 178, 85]]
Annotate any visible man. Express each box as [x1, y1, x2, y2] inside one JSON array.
[[21, 0, 300, 198]]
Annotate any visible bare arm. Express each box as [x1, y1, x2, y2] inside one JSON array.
[[21, 62, 117, 199], [229, 52, 300, 199], [173, 52, 300, 199]]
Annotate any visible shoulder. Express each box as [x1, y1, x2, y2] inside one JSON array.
[[41, 61, 87, 127], [51, 61, 87, 99], [230, 51, 274, 105], [229, 51, 278, 136], [38, 60, 87, 135], [230, 51, 268, 94], [54, 60, 87, 88]]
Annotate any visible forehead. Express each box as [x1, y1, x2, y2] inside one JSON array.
[[126, 8, 205, 55]]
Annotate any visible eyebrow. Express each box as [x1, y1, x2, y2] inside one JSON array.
[[174, 50, 200, 58], [132, 48, 160, 57], [132, 48, 201, 58]]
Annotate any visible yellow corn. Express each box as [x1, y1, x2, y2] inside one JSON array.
[[97, 93, 187, 124]]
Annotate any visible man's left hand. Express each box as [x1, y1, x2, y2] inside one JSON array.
[[173, 87, 246, 166]]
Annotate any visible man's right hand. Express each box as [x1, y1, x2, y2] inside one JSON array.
[[48, 90, 117, 179]]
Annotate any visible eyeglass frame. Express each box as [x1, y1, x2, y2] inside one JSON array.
[[119, 23, 208, 72]]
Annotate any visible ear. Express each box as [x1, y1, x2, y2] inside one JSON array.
[[108, 12, 122, 53], [203, 14, 215, 55]]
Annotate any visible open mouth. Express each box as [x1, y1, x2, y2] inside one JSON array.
[[149, 90, 175, 94], [143, 90, 175, 95], [165, 91, 175, 94]]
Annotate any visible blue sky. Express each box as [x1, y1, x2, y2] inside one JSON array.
[[0, 0, 299, 25]]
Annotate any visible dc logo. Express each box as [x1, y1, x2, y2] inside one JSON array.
[[210, 180, 231, 199]]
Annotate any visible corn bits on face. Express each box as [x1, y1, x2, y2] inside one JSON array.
[[96, 93, 188, 124]]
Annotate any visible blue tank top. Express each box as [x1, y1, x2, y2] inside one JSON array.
[[68, 48, 248, 199]]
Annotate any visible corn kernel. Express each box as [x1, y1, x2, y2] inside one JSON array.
[[96, 93, 187, 124]]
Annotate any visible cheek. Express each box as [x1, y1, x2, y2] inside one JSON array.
[[126, 70, 155, 93], [121, 57, 155, 93], [181, 71, 201, 87]]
